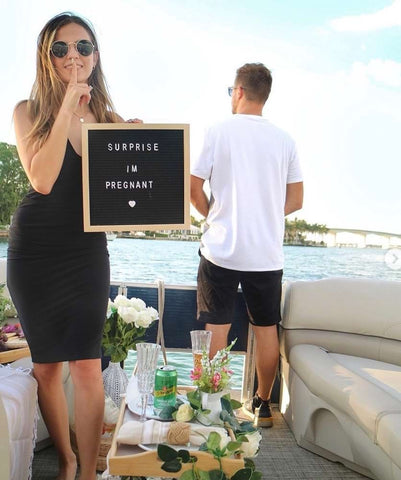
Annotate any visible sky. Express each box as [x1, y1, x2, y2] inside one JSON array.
[[0, 0, 400, 234]]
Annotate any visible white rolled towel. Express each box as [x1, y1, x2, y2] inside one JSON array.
[[117, 419, 230, 447]]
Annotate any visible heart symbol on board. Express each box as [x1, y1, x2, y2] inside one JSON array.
[[128, 200, 136, 208]]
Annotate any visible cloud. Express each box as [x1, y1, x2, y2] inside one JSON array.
[[352, 59, 401, 87], [330, 0, 401, 31]]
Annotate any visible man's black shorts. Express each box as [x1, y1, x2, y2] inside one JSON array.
[[197, 255, 283, 326]]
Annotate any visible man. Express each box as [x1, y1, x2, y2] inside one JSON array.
[[190, 63, 303, 428]]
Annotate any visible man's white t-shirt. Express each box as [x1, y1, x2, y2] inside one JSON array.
[[191, 114, 303, 271]]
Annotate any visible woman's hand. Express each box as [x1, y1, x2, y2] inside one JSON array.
[[126, 118, 143, 123], [62, 59, 93, 113]]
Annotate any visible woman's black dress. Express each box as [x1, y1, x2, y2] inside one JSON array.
[[7, 141, 110, 363]]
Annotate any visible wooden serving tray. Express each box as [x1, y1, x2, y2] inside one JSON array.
[[108, 394, 245, 477], [0, 347, 30, 364]]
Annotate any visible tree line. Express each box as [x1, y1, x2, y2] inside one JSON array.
[[0, 142, 30, 226], [285, 218, 328, 245]]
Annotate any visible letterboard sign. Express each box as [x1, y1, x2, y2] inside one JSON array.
[[82, 123, 190, 231]]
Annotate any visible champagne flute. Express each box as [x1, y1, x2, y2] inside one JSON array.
[[136, 343, 161, 422], [190, 330, 212, 370]]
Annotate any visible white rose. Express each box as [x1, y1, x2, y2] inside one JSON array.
[[118, 306, 139, 324], [113, 295, 131, 308], [146, 306, 158, 320], [176, 404, 194, 422], [240, 431, 262, 458], [134, 310, 153, 328], [106, 299, 114, 318], [129, 297, 146, 311]]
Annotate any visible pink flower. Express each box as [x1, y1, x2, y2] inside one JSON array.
[[212, 372, 221, 388], [189, 339, 237, 393], [190, 368, 202, 381]]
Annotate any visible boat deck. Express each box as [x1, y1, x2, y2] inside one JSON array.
[[31, 281, 370, 479], [32, 405, 369, 480]]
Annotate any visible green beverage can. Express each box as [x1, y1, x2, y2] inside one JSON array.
[[154, 365, 177, 409]]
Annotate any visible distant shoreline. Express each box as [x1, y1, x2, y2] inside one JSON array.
[[0, 230, 324, 247]]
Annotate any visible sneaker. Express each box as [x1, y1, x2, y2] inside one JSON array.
[[243, 393, 273, 428]]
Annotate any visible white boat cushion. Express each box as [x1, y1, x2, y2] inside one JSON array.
[[330, 353, 401, 402], [289, 344, 401, 465], [376, 413, 401, 471], [282, 278, 401, 341]]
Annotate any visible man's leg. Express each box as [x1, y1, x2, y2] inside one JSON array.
[[205, 323, 232, 358], [197, 255, 238, 357], [252, 324, 279, 401], [241, 269, 282, 427]]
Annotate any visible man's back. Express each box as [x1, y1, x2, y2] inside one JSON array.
[[192, 114, 302, 271]]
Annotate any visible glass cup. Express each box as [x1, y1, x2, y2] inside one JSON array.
[[135, 342, 161, 421], [190, 330, 212, 370]]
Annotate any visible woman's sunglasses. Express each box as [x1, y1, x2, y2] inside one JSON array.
[[50, 39, 95, 58]]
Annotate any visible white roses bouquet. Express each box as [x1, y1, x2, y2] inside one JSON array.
[[102, 294, 158, 363]]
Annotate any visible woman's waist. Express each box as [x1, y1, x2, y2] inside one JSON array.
[[8, 223, 106, 253]]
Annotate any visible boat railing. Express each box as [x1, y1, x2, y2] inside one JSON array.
[[109, 280, 257, 403]]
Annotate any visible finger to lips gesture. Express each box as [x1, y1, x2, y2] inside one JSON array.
[[67, 58, 92, 109]]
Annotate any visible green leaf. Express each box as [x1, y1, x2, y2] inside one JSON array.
[[157, 444, 179, 461], [209, 470, 227, 480], [206, 432, 222, 451], [198, 442, 208, 451], [161, 459, 182, 473], [226, 441, 242, 451], [187, 390, 202, 409], [180, 470, 197, 480], [231, 468, 253, 480], [236, 421, 256, 433], [220, 411, 240, 430], [230, 399, 242, 410], [250, 471, 262, 480], [177, 449, 191, 463], [221, 397, 233, 415], [199, 470, 211, 480], [244, 459, 255, 470], [158, 406, 177, 420]]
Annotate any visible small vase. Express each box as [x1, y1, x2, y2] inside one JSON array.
[[200, 390, 226, 423], [102, 361, 129, 408]]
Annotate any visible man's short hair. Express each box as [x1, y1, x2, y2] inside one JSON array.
[[235, 63, 272, 104]]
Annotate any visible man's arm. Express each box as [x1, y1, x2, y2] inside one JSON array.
[[190, 175, 210, 218], [285, 181, 303, 216]]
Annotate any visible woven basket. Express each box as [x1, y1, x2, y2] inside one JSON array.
[[70, 423, 115, 472]]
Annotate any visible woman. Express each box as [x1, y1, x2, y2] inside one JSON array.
[[7, 12, 138, 480]]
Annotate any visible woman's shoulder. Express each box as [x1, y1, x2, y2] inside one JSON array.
[[13, 100, 34, 138], [13, 100, 29, 119]]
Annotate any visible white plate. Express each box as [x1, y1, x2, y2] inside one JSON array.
[[127, 399, 161, 420], [127, 394, 188, 421]]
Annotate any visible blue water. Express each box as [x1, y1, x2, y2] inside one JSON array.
[[1, 237, 400, 284], [106, 238, 401, 284], [1, 237, 399, 388]]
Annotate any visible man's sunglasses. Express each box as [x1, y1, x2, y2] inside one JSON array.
[[50, 39, 95, 58]]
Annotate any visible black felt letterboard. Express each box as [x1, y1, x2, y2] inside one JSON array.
[[82, 124, 190, 231]]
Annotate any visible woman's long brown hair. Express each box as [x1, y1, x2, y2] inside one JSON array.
[[25, 12, 119, 149]]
